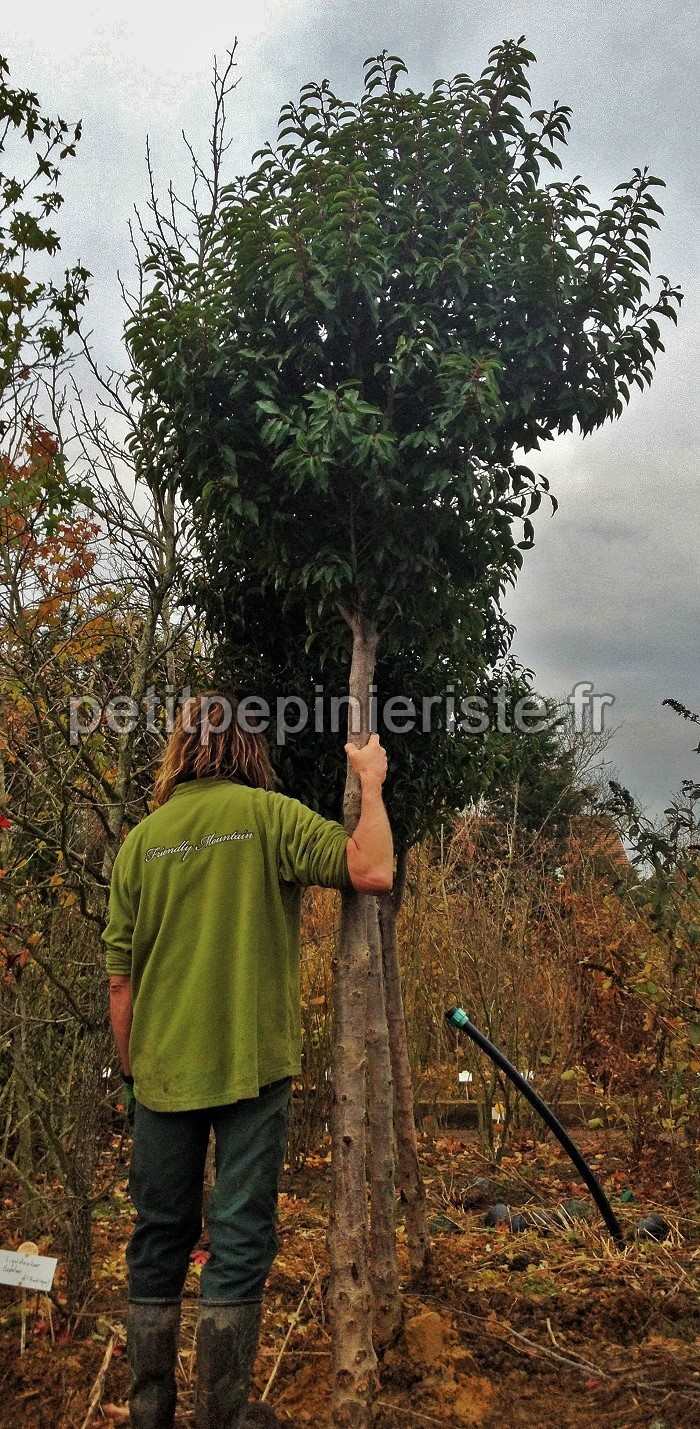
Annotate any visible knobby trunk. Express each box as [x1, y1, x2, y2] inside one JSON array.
[[366, 894, 402, 1346], [378, 856, 430, 1279], [329, 613, 379, 1426]]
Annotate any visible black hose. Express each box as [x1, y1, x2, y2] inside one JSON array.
[[445, 1007, 625, 1247]]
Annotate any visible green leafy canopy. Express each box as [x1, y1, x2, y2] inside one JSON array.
[[126, 38, 681, 655]]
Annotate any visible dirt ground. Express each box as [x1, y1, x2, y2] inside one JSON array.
[[2, 1127, 699, 1427]]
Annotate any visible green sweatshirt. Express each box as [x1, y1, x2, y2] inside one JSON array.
[[102, 777, 351, 1111]]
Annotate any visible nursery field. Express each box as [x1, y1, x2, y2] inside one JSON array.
[[2, 1124, 698, 1428], [3, 816, 699, 1427]]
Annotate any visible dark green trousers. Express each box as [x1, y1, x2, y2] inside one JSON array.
[[126, 1076, 291, 1305]]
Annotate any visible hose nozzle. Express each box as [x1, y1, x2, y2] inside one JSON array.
[[445, 1006, 470, 1030]]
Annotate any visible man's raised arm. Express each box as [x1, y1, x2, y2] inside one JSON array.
[[345, 734, 394, 894]]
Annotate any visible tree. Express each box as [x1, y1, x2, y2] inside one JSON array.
[[126, 39, 681, 1423], [486, 692, 596, 845], [0, 427, 202, 1316], [0, 50, 203, 1314], [1, 48, 90, 1033], [198, 561, 524, 1283], [577, 700, 700, 1154], [0, 54, 90, 1271]]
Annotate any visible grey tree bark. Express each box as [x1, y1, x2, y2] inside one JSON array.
[[378, 851, 430, 1279], [329, 613, 379, 1428], [366, 896, 402, 1346]]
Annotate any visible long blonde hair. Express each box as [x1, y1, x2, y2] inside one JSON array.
[[152, 692, 276, 807]]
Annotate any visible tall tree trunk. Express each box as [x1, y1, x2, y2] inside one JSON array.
[[329, 613, 379, 1428], [378, 851, 430, 1279], [101, 482, 177, 879], [160, 488, 179, 691], [14, 989, 35, 1239], [100, 597, 161, 880], [366, 896, 402, 1347]]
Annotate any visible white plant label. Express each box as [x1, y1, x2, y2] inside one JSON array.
[[0, 1249, 57, 1292]]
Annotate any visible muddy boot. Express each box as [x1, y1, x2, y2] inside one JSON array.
[[127, 1301, 181, 1429], [195, 1302, 280, 1428]]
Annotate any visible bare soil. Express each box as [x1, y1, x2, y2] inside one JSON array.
[[2, 1127, 698, 1427]]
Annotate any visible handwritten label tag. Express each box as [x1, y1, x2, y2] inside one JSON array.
[[0, 1249, 57, 1292]]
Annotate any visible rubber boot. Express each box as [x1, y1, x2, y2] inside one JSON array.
[[194, 1302, 280, 1428], [126, 1301, 181, 1429]]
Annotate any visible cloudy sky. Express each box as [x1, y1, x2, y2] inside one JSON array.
[[5, 1, 698, 819]]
